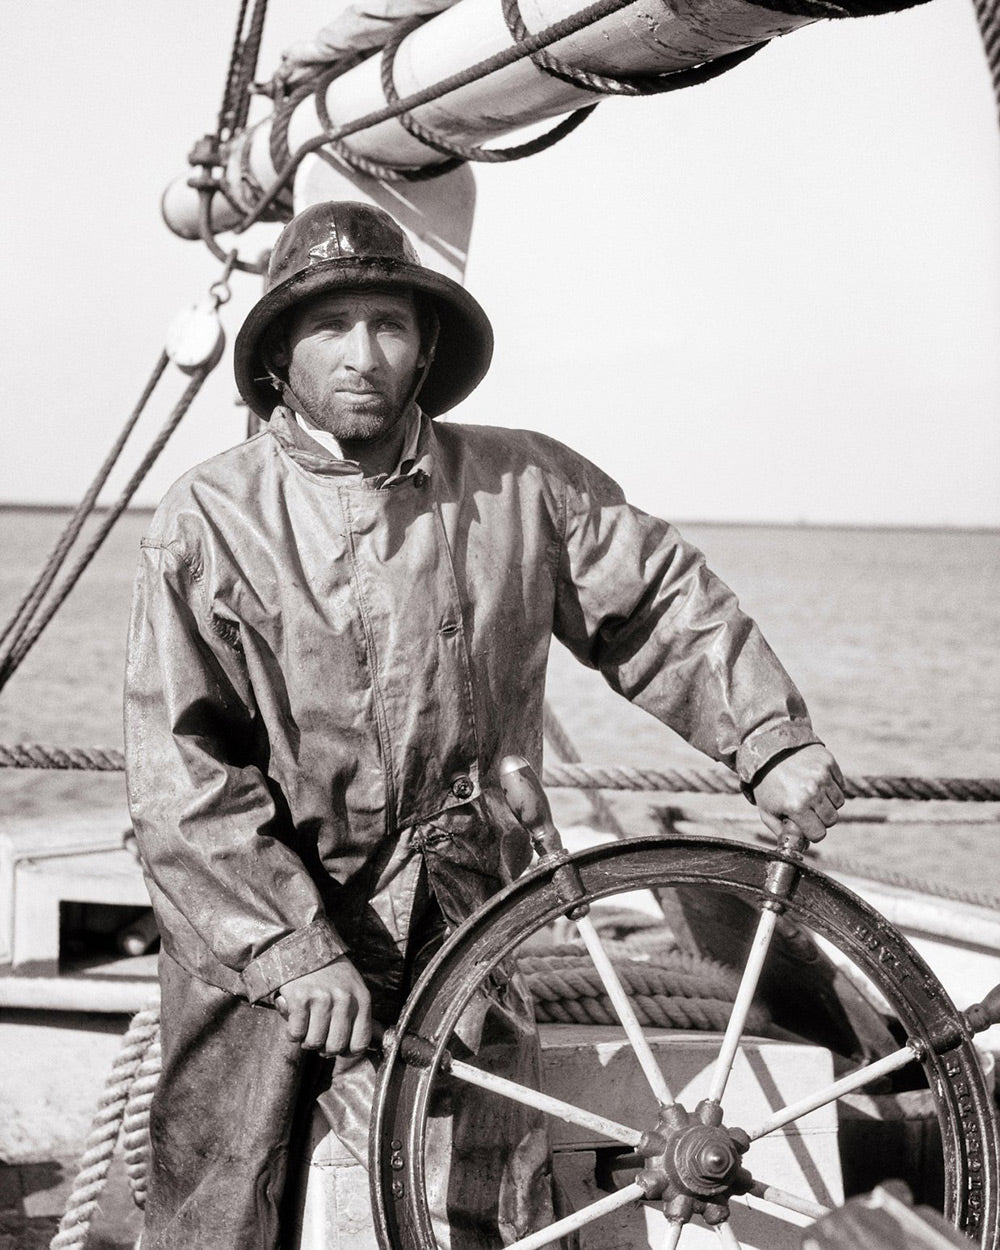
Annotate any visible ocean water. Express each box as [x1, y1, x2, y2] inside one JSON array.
[[1, 508, 997, 890]]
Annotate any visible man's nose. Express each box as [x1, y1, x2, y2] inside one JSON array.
[[342, 321, 378, 371]]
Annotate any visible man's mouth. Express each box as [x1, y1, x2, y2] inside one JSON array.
[[337, 386, 381, 398]]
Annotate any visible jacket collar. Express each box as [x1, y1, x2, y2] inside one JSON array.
[[267, 405, 433, 486]]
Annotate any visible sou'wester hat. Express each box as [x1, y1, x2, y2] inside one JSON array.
[[234, 200, 494, 420]]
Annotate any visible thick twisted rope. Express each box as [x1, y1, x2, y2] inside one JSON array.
[[218, 0, 252, 139], [523, 946, 748, 1001], [121, 1037, 161, 1210], [543, 702, 625, 835], [0, 744, 127, 772], [521, 949, 773, 1032], [49, 1000, 160, 1250], [1, 743, 997, 803], [541, 762, 1000, 802]]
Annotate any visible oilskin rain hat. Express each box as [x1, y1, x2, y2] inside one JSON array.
[[234, 200, 494, 419]]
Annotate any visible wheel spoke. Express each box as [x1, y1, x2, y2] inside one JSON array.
[[662, 1220, 684, 1249], [713, 1220, 743, 1248], [736, 1179, 831, 1221], [746, 1044, 919, 1141], [504, 1182, 648, 1250], [448, 1055, 643, 1147], [575, 911, 675, 1106], [706, 907, 780, 1103]]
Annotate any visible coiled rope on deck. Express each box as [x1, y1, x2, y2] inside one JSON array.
[[4, 742, 999, 803], [522, 946, 774, 1033]]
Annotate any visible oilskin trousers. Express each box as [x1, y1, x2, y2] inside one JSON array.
[[144, 957, 553, 1249]]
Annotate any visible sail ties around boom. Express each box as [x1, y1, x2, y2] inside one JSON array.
[[162, 0, 932, 248]]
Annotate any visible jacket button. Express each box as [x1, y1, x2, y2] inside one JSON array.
[[451, 776, 474, 800]]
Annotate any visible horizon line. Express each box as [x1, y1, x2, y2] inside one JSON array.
[[2, 501, 997, 535]]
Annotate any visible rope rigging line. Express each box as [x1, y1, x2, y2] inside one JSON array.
[[2, 741, 997, 803], [217, 0, 253, 140], [230, 0, 271, 137], [972, 0, 1000, 126], [214, 0, 272, 149], [0, 353, 169, 664], [186, 0, 275, 270], [0, 364, 214, 695]]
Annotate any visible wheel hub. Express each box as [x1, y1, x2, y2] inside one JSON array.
[[634, 1099, 752, 1224]]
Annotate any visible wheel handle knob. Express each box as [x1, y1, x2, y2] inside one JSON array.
[[499, 755, 564, 858], [965, 982, 1000, 1035]]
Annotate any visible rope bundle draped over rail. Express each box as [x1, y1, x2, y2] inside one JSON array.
[[49, 1001, 160, 1250]]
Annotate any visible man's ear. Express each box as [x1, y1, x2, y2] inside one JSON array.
[[263, 325, 289, 374]]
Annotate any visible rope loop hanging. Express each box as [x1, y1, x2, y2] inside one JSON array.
[[375, 17, 599, 170], [314, 53, 467, 182]]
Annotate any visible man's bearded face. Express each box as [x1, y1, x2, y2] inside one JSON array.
[[280, 288, 424, 441]]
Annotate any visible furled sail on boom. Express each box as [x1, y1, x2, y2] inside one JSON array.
[[162, 0, 930, 265]]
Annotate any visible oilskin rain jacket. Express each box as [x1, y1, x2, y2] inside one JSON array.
[[124, 407, 820, 1248]]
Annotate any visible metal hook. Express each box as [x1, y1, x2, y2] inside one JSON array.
[[209, 251, 238, 308]]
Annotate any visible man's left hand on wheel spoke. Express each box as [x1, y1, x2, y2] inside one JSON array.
[[752, 744, 846, 843]]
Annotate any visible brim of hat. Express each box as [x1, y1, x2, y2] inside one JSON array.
[[234, 256, 493, 419]]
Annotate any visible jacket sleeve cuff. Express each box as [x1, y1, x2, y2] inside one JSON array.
[[240, 919, 349, 1003], [735, 721, 823, 790]]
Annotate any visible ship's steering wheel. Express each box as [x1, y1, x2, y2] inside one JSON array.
[[370, 758, 1000, 1249]]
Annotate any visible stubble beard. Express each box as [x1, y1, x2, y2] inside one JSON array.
[[297, 379, 409, 444]]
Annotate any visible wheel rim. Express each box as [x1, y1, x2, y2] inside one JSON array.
[[372, 836, 999, 1249]]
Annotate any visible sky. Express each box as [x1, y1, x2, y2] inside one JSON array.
[[1, 0, 998, 526]]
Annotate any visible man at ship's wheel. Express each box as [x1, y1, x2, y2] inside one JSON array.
[[124, 199, 844, 1250]]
